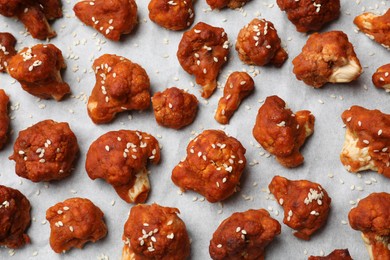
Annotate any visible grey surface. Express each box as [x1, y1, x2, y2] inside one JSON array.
[[0, 0, 389, 259]]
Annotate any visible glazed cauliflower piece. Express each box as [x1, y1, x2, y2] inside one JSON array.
[[292, 31, 362, 88], [252, 95, 315, 168], [235, 18, 288, 67], [171, 129, 246, 203], [269, 176, 332, 240], [86, 130, 160, 203], [341, 106, 390, 178], [354, 9, 390, 50], [87, 54, 151, 124], [209, 209, 280, 260], [177, 22, 229, 98], [122, 203, 190, 260], [215, 71, 254, 125], [0, 89, 9, 150], [206, 0, 249, 10], [74, 0, 138, 41], [348, 193, 390, 260], [308, 249, 353, 260], [276, 0, 340, 32], [372, 64, 390, 91], [7, 44, 70, 100], [148, 0, 194, 30], [0, 32, 16, 72]]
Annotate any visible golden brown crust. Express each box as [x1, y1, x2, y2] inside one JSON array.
[[209, 209, 281, 260], [0, 32, 16, 72], [0, 89, 9, 150], [7, 44, 70, 101], [372, 64, 390, 91], [171, 129, 246, 203], [292, 31, 362, 88], [308, 249, 353, 260], [148, 0, 194, 31], [341, 106, 390, 178], [269, 176, 331, 240], [87, 54, 151, 124], [235, 18, 288, 67], [0, 185, 31, 249], [215, 72, 254, 124], [152, 87, 198, 129], [354, 10, 390, 49], [276, 0, 340, 32], [122, 203, 190, 260], [252, 95, 314, 168], [74, 0, 137, 41], [86, 130, 160, 203], [9, 119, 79, 182], [0, 0, 61, 40], [46, 197, 108, 253], [206, 0, 249, 9], [348, 193, 390, 260], [177, 22, 229, 99]]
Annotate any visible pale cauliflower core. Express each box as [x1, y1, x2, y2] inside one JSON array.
[[128, 168, 150, 202], [341, 129, 377, 172], [122, 245, 135, 260], [329, 59, 362, 83]]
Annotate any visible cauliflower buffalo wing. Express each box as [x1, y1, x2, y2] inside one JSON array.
[[0, 32, 16, 72], [206, 0, 249, 10], [308, 249, 353, 260], [148, 0, 194, 30], [372, 63, 390, 91], [0, 89, 9, 150]]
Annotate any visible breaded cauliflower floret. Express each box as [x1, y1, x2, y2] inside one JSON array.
[[348, 193, 390, 260], [341, 106, 390, 178], [276, 0, 340, 32], [292, 31, 362, 88], [269, 176, 332, 240], [209, 209, 280, 260], [86, 130, 160, 203], [206, 0, 249, 10], [372, 64, 390, 91], [0, 32, 16, 72], [148, 0, 194, 30], [354, 9, 390, 50], [87, 54, 151, 124], [177, 22, 229, 98], [171, 129, 246, 202], [0, 89, 9, 150], [308, 249, 353, 260], [252, 95, 315, 168]]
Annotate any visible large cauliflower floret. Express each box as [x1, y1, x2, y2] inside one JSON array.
[[348, 193, 390, 260], [372, 63, 390, 91], [354, 9, 390, 50], [292, 31, 362, 88], [252, 95, 315, 168], [341, 106, 390, 178]]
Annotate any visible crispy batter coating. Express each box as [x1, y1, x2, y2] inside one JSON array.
[[348, 193, 390, 260], [206, 0, 249, 9], [74, 0, 137, 41], [0, 89, 9, 150], [354, 9, 390, 50], [276, 0, 340, 32], [341, 106, 390, 178], [372, 64, 390, 91], [252, 95, 314, 168], [308, 249, 353, 260], [46, 197, 108, 253], [148, 0, 194, 31], [87, 54, 151, 124], [215, 72, 254, 125], [269, 176, 331, 240], [152, 87, 198, 129], [9, 120, 79, 182], [122, 203, 190, 260], [0, 185, 31, 249], [86, 130, 160, 203], [171, 129, 246, 203], [7, 44, 70, 100], [292, 31, 362, 88], [0, 0, 62, 40], [0, 32, 16, 72], [177, 22, 229, 99], [209, 209, 281, 260], [235, 18, 288, 67]]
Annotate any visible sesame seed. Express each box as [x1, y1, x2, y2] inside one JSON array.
[[105, 145, 110, 151], [217, 244, 222, 248]]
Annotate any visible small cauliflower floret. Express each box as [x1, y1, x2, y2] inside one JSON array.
[[340, 106, 390, 178], [148, 0, 194, 30], [372, 64, 390, 92], [206, 0, 250, 9], [292, 31, 362, 88], [354, 10, 390, 50], [308, 249, 353, 260], [0, 32, 16, 72], [348, 193, 390, 260]]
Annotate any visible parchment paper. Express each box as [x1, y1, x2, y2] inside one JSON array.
[[0, 0, 389, 259]]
